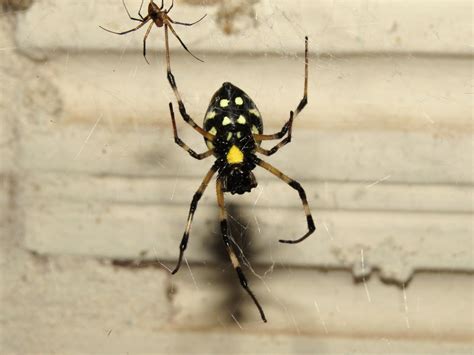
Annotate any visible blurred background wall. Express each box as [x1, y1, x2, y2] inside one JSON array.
[[1, 0, 472, 353]]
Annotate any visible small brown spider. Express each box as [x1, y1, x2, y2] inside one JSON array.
[[100, 0, 206, 64]]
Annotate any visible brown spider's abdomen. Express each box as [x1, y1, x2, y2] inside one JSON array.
[[152, 18, 164, 27]]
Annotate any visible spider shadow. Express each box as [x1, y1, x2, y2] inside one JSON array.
[[206, 202, 260, 326]]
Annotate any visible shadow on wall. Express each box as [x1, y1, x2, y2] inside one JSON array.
[[197, 202, 262, 326], [2, 0, 33, 12], [174, 203, 257, 327], [110, 201, 262, 327]]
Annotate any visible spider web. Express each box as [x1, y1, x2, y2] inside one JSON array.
[[5, 0, 471, 352]]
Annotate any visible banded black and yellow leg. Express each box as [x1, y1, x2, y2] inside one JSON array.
[[169, 103, 214, 159], [216, 178, 267, 323], [256, 111, 294, 156], [164, 25, 212, 141], [294, 35, 309, 117], [253, 36, 308, 146], [171, 163, 219, 274], [255, 157, 315, 244], [253, 120, 290, 142]]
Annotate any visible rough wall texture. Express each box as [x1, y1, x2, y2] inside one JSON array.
[[1, 0, 473, 353]]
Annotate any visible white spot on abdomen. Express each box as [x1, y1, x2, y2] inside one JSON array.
[[237, 115, 246, 124], [220, 99, 229, 108], [222, 116, 232, 126]]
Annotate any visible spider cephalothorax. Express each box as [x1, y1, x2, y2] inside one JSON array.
[[147, 0, 166, 27], [166, 37, 314, 323]]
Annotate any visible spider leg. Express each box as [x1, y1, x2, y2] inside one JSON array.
[[255, 157, 315, 244], [216, 178, 267, 323], [294, 35, 309, 116], [169, 103, 214, 159], [171, 163, 219, 274], [99, 17, 149, 35], [253, 36, 308, 145], [256, 111, 294, 156], [142, 21, 154, 64], [253, 120, 290, 142], [137, 0, 145, 20], [166, 0, 173, 12], [166, 22, 204, 62], [121, 0, 143, 22], [164, 25, 214, 141], [169, 14, 207, 26]]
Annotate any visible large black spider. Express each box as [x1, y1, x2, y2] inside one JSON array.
[[100, 0, 206, 64], [166, 37, 315, 323]]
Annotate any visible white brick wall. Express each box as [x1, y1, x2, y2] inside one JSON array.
[[1, 0, 473, 353]]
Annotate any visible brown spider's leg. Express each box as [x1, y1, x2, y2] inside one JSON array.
[[256, 111, 294, 156], [99, 16, 149, 35], [137, 0, 146, 20], [121, 0, 143, 21], [166, 22, 204, 62], [142, 21, 154, 64], [253, 36, 308, 143], [150, 0, 161, 8], [169, 14, 207, 26], [171, 163, 219, 274], [216, 178, 267, 323], [169, 103, 214, 159], [255, 157, 315, 244], [166, 0, 173, 12], [164, 25, 214, 141]]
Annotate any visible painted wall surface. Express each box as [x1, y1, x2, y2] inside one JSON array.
[[1, 0, 472, 353]]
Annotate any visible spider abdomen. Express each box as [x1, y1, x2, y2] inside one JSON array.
[[203, 82, 263, 155]]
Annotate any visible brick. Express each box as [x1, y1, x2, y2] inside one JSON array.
[[16, 0, 473, 56], [19, 54, 472, 132], [22, 196, 473, 283], [22, 172, 474, 213], [19, 127, 473, 184], [170, 266, 474, 340]]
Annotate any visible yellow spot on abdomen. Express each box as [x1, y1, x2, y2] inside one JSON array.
[[222, 116, 232, 126], [226, 145, 244, 164], [206, 111, 216, 119], [237, 115, 246, 124], [249, 108, 260, 117], [220, 99, 229, 108]]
